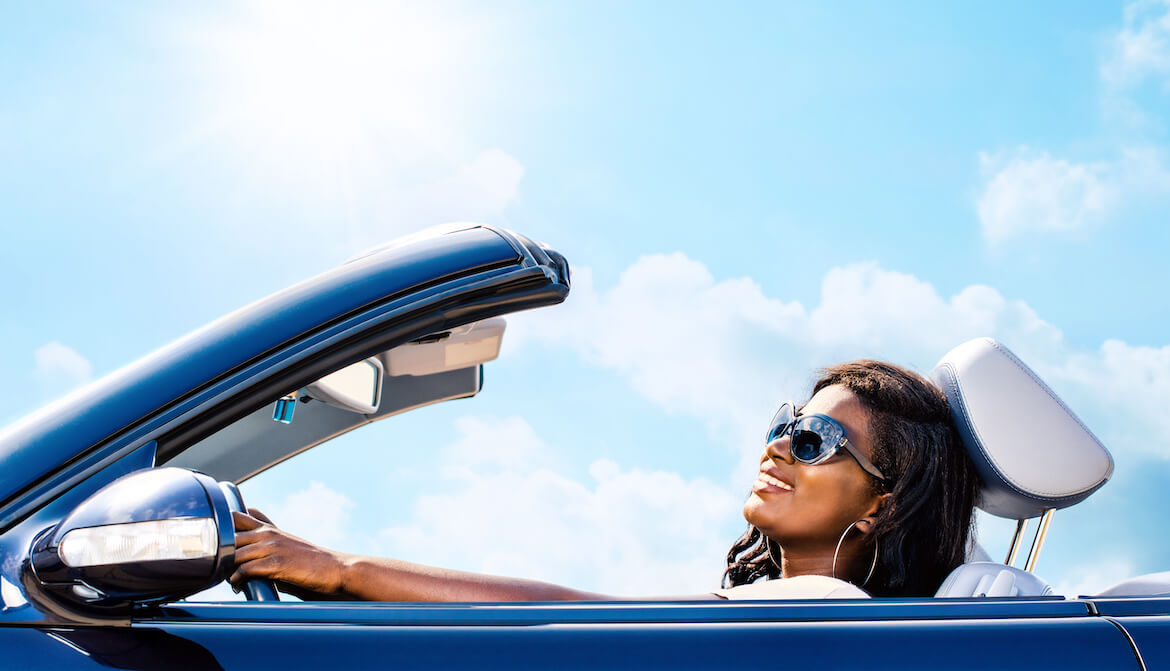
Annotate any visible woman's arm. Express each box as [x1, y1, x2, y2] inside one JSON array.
[[229, 510, 610, 602]]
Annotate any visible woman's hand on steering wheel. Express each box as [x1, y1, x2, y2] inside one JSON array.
[[231, 509, 349, 599]]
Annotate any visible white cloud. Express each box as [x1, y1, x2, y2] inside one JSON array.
[[1115, 145, 1170, 192], [567, 255, 803, 426], [976, 148, 1118, 245], [807, 263, 1061, 359], [1053, 558, 1137, 597], [33, 342, 93, 396], [974, 3, 1170, 244], [1102, 0, 1170, 89], [507, 256, 809, 484], [1054, 339, 1170, 460], [1101, 2, 1170, 128], [514, 253, 1074, 481], [378, 415, 740, 595], [266, 481, 356, 548]]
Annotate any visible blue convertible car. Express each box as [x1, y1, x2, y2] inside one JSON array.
[[1, 224, 1168, 669]]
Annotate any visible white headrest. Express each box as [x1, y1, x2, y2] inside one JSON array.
[[931, 338, 1113, 520]]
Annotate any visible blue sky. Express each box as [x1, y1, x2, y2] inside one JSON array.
[[3, 1, 1170, 597]]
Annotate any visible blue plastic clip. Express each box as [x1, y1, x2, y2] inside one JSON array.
[[273, 392, 298, 424]]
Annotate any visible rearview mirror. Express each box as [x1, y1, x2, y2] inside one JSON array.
[[303, 357, 384, 414]]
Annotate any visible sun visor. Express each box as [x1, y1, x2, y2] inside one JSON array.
[[386, 318, 506, 376]]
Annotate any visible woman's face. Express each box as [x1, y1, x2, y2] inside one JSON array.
[[743, 384, 886, 554]]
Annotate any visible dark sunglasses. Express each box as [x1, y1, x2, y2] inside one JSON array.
[[766, 401, 886, 482]]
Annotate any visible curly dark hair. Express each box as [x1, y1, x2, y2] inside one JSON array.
[[722, 360, 979, 597]]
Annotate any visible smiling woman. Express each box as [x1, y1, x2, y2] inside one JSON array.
[[229, 360, 981, 600], [724, 361, 981, 598]]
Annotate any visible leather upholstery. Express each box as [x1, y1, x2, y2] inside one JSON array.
[[931, 338, 1113, 520], [1095, 572, 1170, 598], [935, 562, 1053, 598]]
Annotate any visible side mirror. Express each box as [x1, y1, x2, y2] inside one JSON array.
[[26, 467, 234, 613]]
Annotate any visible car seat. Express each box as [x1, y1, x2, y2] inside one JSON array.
[[930, 338, 1114, 598], [1095, 572, 1170, 598]]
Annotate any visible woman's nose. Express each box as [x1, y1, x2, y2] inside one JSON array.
[[765, 435, 794, 464]]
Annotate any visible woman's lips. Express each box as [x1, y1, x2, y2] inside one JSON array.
[[753, 470, 794, 494]]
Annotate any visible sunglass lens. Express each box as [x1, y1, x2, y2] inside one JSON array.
[[766, 404, 794, 443], [790, 430, 823, 462]]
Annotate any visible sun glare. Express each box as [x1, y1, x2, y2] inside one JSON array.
[[194, 1, 464, 162]]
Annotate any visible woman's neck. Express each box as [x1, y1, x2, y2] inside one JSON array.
[[778, 545, 867, 583]]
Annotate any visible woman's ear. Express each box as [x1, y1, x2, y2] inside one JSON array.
[[854, 493, 892, 534]]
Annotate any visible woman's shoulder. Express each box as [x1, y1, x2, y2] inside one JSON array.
[[713, 575, 871, 600]]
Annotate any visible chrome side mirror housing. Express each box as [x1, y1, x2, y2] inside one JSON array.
[[26, 467, 234, 613]]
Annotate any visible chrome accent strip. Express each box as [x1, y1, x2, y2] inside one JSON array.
[[1005, 519, 1028, 566], [1024, 508, 1055, 572], [1102, 616, 1148, 671]]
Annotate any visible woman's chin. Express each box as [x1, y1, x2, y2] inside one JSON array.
[[741, 493, 773, 527]]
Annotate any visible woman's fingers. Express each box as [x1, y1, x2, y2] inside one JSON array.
[[232, 537, 277, 564], [230, 535, 291, 586], [248, 508, 275, 525], [228, 522, 345, 595], [232, 510, 264, 532], [234, 525, 282, 549], [229, 555, 282, 589]]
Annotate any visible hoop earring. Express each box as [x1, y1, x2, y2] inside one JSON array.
[[832, 520, 879, 587], [766, 536, 783, 572]]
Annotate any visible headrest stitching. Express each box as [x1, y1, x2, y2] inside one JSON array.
[[939, 362, 1033, 503], [985, 340, 1114, 486], [941, 362, 1106, 511]]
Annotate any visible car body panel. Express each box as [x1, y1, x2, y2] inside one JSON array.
[[1110, 616, 1170, 670], [0, 612, 1141, 670], [151, 597, 1095, 623], [1088, 596, 1170, 617]]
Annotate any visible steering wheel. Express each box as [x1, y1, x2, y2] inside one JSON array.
[[218, 481, 281, 601]]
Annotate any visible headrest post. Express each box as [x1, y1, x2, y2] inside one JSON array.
[[1005, 519, 1029, 567], [1023, 509, 1055, 573]]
